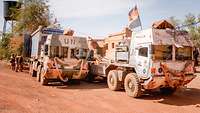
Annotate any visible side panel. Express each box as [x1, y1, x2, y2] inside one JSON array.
[[31, 33, 47, 58], [31, 32, 40, 58], [129, 29, 153, 66], [129, 29, 153, 79], [23, 34, 32, 57], [135, 45, 151, 79]]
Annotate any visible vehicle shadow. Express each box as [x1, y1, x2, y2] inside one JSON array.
[[141, 88, 200, 106], [48, 80, 108, 90]]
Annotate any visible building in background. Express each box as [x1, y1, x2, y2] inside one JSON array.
[[88, 38, 105, 57], [104, 27, 132, 61]]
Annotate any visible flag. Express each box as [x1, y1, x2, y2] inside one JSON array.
[[128, 6, 142, 29]]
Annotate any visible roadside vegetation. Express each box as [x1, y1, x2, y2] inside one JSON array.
[[0, 0, 200, 60], [0, 0, 51, 60], [0, 33, 11, 60], [170, 13, 200, 46], [13, 0, 51, 34]]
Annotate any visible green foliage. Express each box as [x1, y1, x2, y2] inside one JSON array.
[[0, 34, 11, 49], [170, 13, 200, 47], [184, 13, 200, 47], [0, 0, 51, 60], [0, 34, 12, 60], [14, 0, 51, 33], [0, 34, 24, 60], [16, 43, 24, 55]]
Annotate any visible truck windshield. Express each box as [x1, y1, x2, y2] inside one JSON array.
[[61, 47, 68, 58], [153, 45, 172, 60], [49, 46, 69, 58], [176, 47, 192, 60], [50, 46, 59, 57]]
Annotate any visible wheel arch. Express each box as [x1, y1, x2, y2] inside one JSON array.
[[105, 64, 118, 76], [105, 65, 136, 75], [105, 65, 137, 82]]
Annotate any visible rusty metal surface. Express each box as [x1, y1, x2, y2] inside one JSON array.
[[43, 58, 88, 81], [145, 61, 196, 89]]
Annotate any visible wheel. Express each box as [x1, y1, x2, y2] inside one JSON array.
[[107, 70, 122, 91], [160, 87, 176, 95], [37, 65, 42, 82], [124, 73, 142, 98], [40, 68, 48, 85]]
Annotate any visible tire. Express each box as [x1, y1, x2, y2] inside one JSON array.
[[160, 87, 176, 95], [40, 68, 48, 85], [124, 73, 142, 98], [37, 65, 42, 82], [107, 70, 121, 91]]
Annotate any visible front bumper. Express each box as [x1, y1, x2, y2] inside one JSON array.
[[44, 68, 88, 80], [144, 74, 196, 89]]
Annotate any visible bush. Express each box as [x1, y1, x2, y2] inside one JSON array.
[[0, 34, 12, 60], [0, 48, 11, 60]]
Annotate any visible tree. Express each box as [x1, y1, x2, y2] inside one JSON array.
[[169, 16, 181, 28], [14, 0, 51, 34], [170, 14, 200, 47], [184, 13, 200, 47], [0, 33, 12, 59]]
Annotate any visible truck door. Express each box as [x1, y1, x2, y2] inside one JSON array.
[[136, 46, 150, 79]]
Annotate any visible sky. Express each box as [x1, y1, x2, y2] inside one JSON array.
[[0, 0, 200, 38]]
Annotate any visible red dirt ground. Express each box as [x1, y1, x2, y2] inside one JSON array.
[[0, 62, 200, 113]]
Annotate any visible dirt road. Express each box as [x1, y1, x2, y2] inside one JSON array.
[[0, 62, 200, 113]]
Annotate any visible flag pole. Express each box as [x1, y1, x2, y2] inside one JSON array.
[[134, 0, 143, 30], [139, 15, 143, 30]]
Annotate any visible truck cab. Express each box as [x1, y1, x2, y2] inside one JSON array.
[[103, 28, 196, 97], [129, 28, 195, 86]]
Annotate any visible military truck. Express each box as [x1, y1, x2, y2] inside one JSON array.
[[90, 28, 196, 97], [29, 27, 89, 85], [36, 34, 89, 85], [28, 27, 64, 77]]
